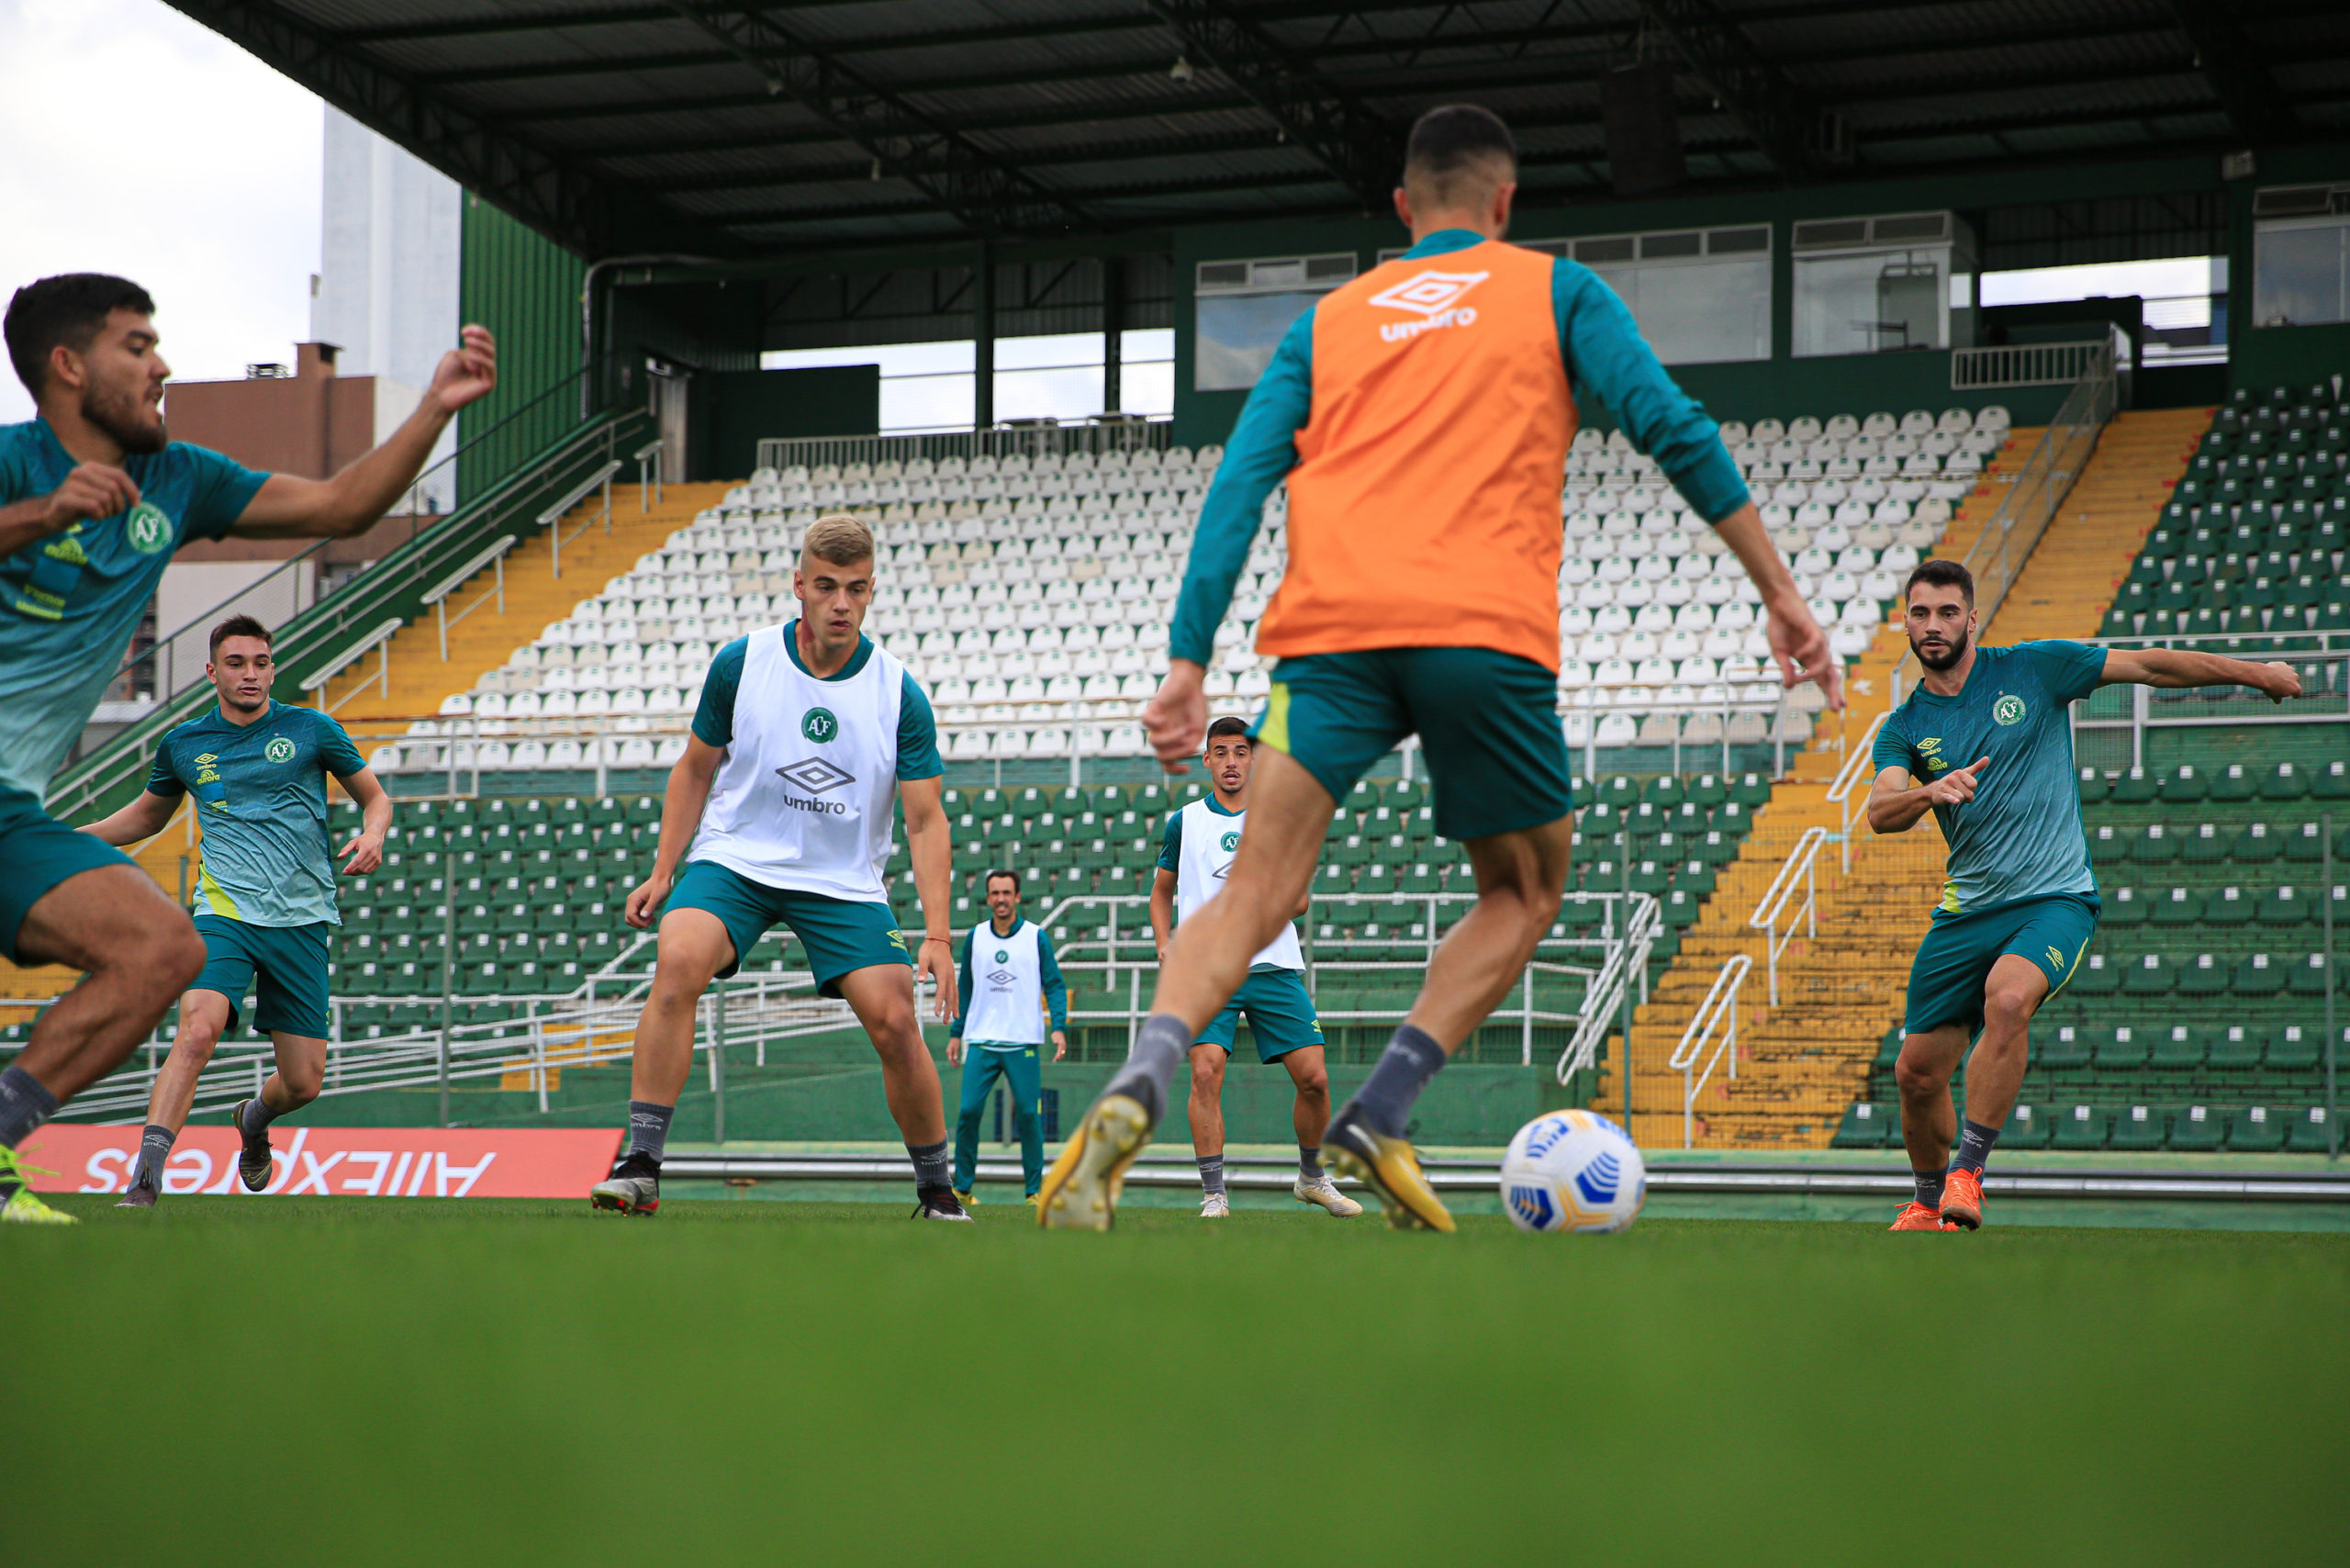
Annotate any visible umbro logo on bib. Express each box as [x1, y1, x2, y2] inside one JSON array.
[[987, 969, 1016, 987], [1368, 270, 1488, 342], [776, 756, 856, 798]]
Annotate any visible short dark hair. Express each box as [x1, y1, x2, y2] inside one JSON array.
[[209, 614, 273, 661], [1902, 558, 1975, 608], [1204, 716, 1251, 748], [984, 868, 1021, 892], [5, 274, 156, 396], [1404, 105, 1516, 201]]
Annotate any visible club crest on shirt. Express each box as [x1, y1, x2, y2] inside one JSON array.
[[265, 736, 297, 764], [124, 502, 173, 554], [1219, 830, 1240, 852], [800, 706, 839, 744], [1993, 694, 2026, 725]]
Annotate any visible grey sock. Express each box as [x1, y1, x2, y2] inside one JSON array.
[[907, 1138, 951, 1191], [134, 1124, 177, 1190], [1913, 1165, 1948, 1209], [1299, 1145, 1324, 1182], [1102, 1013, 1192, 1125], [0, 1064, 59, 1149], [1350, 1025, 1448, 1138], [626, 1100, 673, 1164], [1197, 1155, 1226, 1196], [241, 1097, 283, 1135]]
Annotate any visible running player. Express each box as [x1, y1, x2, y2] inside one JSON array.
[[0, 274, 493, 1224], [591, 513, 968, 1219], [1151, 718, 1360, 1219], [1040, 106, 1836, 1230], [946, 868, 1067, 1207], [81, 615, 390, 1206], [1869, 558, 2302, 1232]]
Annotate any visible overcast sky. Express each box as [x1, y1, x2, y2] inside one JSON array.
[[0, 0, 322, 425]]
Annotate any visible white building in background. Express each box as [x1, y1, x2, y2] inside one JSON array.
[[310, 106, 462, 509]]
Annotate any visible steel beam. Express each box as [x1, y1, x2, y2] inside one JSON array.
[[2165, 1, 2300, 143], [1634, 0, 1833, 177]]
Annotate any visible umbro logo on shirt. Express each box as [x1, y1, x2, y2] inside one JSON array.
[[774, 757, 856, 812], [986, 969, 1017, 988], [1368, 270, 1489, 342]]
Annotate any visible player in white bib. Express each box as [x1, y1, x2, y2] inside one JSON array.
[[946, 868, 1067, 1206], [590, 514, 968, 1219], [1151, 718, 1360, 1219]]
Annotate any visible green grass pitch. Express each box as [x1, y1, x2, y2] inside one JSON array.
[[14, 1198, 2346, 1565]]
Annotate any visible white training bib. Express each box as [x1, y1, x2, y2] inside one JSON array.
[[960, 919, 1046, 1047], [1172, 797, 1304, 970], [689, 624, 905, 900]]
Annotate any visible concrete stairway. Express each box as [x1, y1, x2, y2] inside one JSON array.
[[1597, 408, 2211, 1149]]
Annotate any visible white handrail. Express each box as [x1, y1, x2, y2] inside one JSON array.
[[542, 459, 621, 578], [1749, 824, 1827, 1006], [1666, 954, 1751, 1149], [1826, 710, 1891, 871], [298, 617, 404, 695], [1554, 890, 1662, 1085]]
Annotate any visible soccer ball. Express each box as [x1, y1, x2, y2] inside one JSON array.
[[1499, 1111, 1646, 1234]]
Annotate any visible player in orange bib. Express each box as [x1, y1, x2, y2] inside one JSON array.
[[1039, 105, 1841, 1231]]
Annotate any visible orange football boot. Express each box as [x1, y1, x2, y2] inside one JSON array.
[[1888, 1201, 1954, 1231], [1940, 1168, 1985, 1230]]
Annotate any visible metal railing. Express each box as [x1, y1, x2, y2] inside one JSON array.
[[1950, 338, 2114, 390], [1750, 824, 1828, 1007], [1668, 953, 1750, 1149], [33, 884, 1659, 1127], [1553, 888, 1664, 1087], [1892, 342, 2117, 707], [1825, 710, 1892, 873], [755, 420, 1172, 475], [48, 389, 654, 824]]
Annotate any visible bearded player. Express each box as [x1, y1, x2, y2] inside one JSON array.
[[1869, 558, 2303, 1233], [1040, 106, 1837, 1231], [0, 274, 494, 1224]]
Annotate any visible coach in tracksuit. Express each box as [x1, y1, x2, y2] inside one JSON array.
[[948, 868, 1068, 1204]]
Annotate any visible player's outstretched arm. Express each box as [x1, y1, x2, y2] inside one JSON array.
[[1148, 867, 1178, 961], [227, 326, 498, 540], [333, 766, 395, 876], [900, 775, 955, 1020], [1865, 757, 1990, 834], [1713, 503, 1843, 710], [2099, 647, 2304, 702], [625, 735, 722, 929], [79, 788, 177, 846]]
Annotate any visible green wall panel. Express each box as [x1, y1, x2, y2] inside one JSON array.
[[689, 365, 880, 480], [457, 195, 588, 504]]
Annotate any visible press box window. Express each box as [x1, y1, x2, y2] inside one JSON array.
[[1192, 253, 1358, 392], [1791, 211, 1976, 358], [2251, 186, 2350, 327]]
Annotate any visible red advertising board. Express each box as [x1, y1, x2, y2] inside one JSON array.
[[23, 1125, 623, 1200]]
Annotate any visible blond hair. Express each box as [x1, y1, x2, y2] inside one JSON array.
[[802, 512, 875, 566]]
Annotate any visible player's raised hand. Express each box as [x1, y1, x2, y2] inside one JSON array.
[[1144, 659, 1209, 770], [44, 463, 140, 532], [2255, 661, 2305, 703], [427, 325, 498, 415], [1764, 594, 1844, 711], [338, 830, 384, 876], [624, 868, 672, 929], [1924, 756, 1991, 807], [915, 935, 954, 1021]]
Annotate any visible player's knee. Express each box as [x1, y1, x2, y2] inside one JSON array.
[[281, 1065, 323, 1103], [1893, 1050, 1947, 1097], [149, 922, 207, 995], [1982, 985, 2036, 1036], [1291, 1061, 1329, 1098]]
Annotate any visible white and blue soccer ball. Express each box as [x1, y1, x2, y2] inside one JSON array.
[[1499, 1111, 1646, 1234]]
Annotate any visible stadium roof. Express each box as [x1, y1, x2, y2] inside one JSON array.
[[173, 1, 2350, 260]]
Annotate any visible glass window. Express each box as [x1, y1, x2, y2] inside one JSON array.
[[1590, 254, 1771, 365], [2253, 218, 2350, 327], [1193, 292, 1326, 392], [1793, 249, 1947, 357]]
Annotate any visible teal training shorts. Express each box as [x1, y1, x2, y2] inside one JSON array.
[[1255, 646, 1573, 842], [670, 859, 912, 996], [1903, 892, 2099, 1038], [0, 778, 135, 965], [192, 914, 334, 1039], [1198, 966, 1326, 1064]]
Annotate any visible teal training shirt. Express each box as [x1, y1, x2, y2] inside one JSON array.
[[691, 622, 941, 778], [0, 419, 267, 797], [146, 700, 366, 925], [1872, 641, 2109, 915], [1169, 228, 1751, 665]]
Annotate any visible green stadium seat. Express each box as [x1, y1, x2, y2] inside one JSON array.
[[2109, 1103, 2166, 1152], [2266, 1025, 2323, 1072], [2257, 886, 2311, 927], [2149, 886, 2201, 927], [2038, 1025, 2092, 1072], [2204, 885, 2253, 925], [2259, 761, 2309, 800], [2149, 1025, 2205, 1073], [2002, 1103, 2051, 1149], [2169, 1103, 2224, 1152], [1661, 888, 1702, 929], [2231, 951, 2285, 996], [2087, 824, 2128, 868], [2177, 952, 2228, 997], [2076, 767, 2109, 804], [2101, 888, 2143, 927], [2210, 764, 2256, 802], [1729, 772, 1771, 808], [2282, 821, 2329, 864], [2121, 953, 2171, 996], [2313, 759, 2350, 801], [1873, 1029, 1902, 1070], [1831, 1100, 1893, 1149], [2178, 822, 2227, 865], [2109, 767, 2157, 804], [1600, 775, 1639, 811], [2134, 823, 2179, 866], [1642, 775, 1688, 810], [2093, 1026, 2149, 1070], [1686, 773, 1729, 808], [2158, 764, 2209, 803], [2286, 1106, 2337, 1155], [2288, 952, 2337, 997], [2227, 1105, 2287, 1152], [2070, 953, 2119, 995], [2053, 1104, 2109, 1150]]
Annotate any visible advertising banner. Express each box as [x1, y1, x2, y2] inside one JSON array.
[[25, 1125, 623, 1200]]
